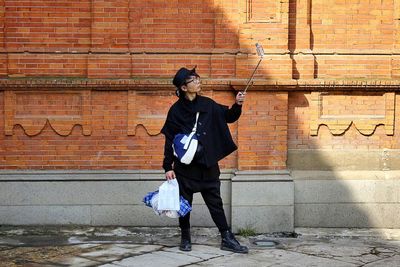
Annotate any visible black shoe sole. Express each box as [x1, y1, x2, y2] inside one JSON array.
[[220, 246, 249, 254], [179, 247, 192, 252]]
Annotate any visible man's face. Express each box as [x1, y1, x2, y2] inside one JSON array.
[[182, 76, 201, 94]]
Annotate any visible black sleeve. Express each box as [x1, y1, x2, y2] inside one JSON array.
[[224, 103, 242, 123], [161, 107, 176, 172], [162, 135, 174, 172]]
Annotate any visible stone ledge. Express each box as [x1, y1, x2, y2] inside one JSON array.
[[0, 169, 235, 181], [2, 47, 399, 54], [0, 78, 399, 91], [233, 170, 292, 182], [291, 170, 400, 180]]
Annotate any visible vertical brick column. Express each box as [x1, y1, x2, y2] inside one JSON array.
[[290, 0, 314, 79], [396, 1, 400, 51], [0, 0, 4, 49], [290, 0, 311, 50], [393, 1, 400, 78], [0, 0, 6, 76]]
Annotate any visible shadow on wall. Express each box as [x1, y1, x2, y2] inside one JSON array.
[[288, 0, 318, 79], [286, 0, 399, 232], [288, 0, 299, 78], [287, 90, 400, 230]]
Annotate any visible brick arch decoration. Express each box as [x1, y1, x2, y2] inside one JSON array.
[[310, 92, 395, 136], [4, 90, 92, 136], [127, 90, 175, 136]]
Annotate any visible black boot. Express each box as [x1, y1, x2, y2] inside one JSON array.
[[221, 230, 249, 254], [179, 228, 192, 251]]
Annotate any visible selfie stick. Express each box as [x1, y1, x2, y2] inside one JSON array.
[[243, 43, 265, 94]]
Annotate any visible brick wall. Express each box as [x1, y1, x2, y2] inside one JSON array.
[[0, 0, 400, 171], [238, 92, 288, 170], [4, 0, 91, 52], [0, 88, 240, 170]]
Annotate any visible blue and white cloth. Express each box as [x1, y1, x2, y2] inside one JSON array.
[[143, 191, 158, 207], [143, 190, 192, 217]]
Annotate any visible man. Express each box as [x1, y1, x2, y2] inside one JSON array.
[[161, 67, 248, 253]]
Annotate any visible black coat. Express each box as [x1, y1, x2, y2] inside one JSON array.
[[161, 95, 242, 176]]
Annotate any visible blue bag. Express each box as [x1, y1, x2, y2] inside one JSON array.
[[173, 112, 199, 165]]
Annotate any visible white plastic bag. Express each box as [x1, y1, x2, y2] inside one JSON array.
[[157, 179, 180, 211], [147, 192, 179, 218]]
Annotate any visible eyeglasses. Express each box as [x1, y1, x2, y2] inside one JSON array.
[[185, 76, 201, 85]]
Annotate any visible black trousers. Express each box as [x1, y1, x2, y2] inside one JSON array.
[[176, 175, 229, 233]]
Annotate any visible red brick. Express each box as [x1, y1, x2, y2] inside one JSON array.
[[0, 1, 399, 171]]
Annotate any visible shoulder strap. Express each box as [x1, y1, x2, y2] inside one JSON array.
[[191, 112, 200, 133], [182, 112, 200, 150]]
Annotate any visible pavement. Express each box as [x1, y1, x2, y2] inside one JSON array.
[[0, 226, 399, 267]]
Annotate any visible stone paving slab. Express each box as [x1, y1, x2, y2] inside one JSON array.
[[282, 238, 396, 265], [363, 255, 400, 267], [107, 250, 204, 267], [188, 249, 358, 267], [51, 244, 156, 266], [0, 226, 399, 267], [99, 245, 234, 267], [163, 245, 233, 259]]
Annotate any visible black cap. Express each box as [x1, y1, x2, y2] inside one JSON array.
[[172, 67, 198, 88]]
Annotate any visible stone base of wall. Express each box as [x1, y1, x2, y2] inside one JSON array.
[[292, 170, 400, 228], [0, 170, 294, 233], [231, 170, 294, 233], [0, 170, 233, 227], [1, 169, 398, 231]]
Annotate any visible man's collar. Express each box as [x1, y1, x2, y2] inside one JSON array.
[[179, 95, 209, 112]]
